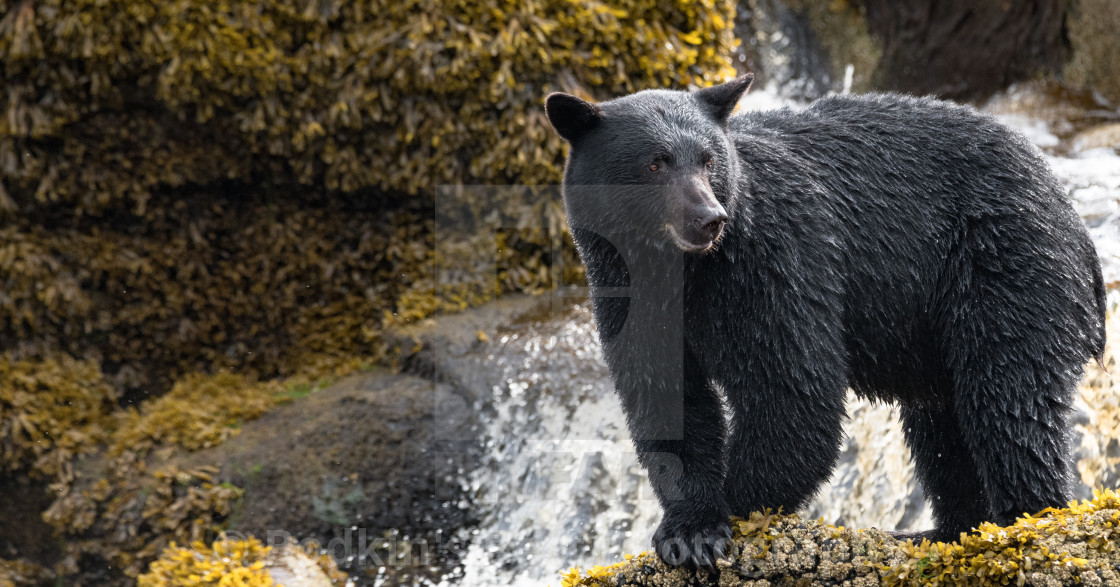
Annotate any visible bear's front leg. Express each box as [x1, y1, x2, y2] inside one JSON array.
[[615, 348, 731, 574], [721, 301, 848, 518], [723, 380, 846, 517]]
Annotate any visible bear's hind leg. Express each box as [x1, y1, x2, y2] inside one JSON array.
[[943, 281, 1081, 528], [949, 355, 1077, 528], [898, 402, 990, 542], [939, 212, 1094, 529]]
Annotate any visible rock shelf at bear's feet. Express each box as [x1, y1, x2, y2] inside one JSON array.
[[560, 490, 1120, 587]]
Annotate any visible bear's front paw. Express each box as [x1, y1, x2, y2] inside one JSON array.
[[652, 511, 732, 574]]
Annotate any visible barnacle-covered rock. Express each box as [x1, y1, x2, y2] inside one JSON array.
[[559, 489, 1120, 586]]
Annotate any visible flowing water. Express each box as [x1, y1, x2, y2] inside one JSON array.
[[443, 84, 1120, 587]]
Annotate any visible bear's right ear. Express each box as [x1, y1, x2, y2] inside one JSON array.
[[695, 73, 755, 124], [545, 93, 602, 143]]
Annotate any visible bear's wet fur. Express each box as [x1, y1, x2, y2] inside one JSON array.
[[545, 75, 1106, 573]]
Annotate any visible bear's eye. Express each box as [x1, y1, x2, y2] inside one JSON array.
[[705, 157, 715, 169], [649, 163, 660, 172]]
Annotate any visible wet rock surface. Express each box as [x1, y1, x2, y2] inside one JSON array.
[[390, 292, 639, 586], [1065, 0, 1120, 105], [168, 370, 480, 585], [861, 0, 1068, 101]]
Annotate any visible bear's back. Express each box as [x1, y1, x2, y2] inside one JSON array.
[[729, 93, 1059, 218], [720, 93, 1101, 399]]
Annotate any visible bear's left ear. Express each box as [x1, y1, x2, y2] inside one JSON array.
[[695, 73, 755, 123]]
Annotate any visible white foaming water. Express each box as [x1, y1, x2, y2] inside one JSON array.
[[453, 86, 1120, 586], [452, 305, 663, 587]]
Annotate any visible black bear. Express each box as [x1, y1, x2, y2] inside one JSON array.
[[544, 74, 1106, 573]]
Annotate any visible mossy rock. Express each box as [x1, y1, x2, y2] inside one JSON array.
[[39, 370, 328, 582], [46, 366, 484, 584]]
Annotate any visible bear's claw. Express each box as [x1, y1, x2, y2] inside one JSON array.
[[889, 527, 957, 543], [652, 515, 732, 575]]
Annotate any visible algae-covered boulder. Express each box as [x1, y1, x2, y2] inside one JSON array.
[[0, 0, 740, 427], [0, 0, 738, 209]]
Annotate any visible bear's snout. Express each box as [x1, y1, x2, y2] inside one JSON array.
[[668, 177, 728, 252], [696, 208, 728, 243], [668, 203, 727, 252]]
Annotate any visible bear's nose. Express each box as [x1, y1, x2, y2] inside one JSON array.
[[698, 208, 729, 241]]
